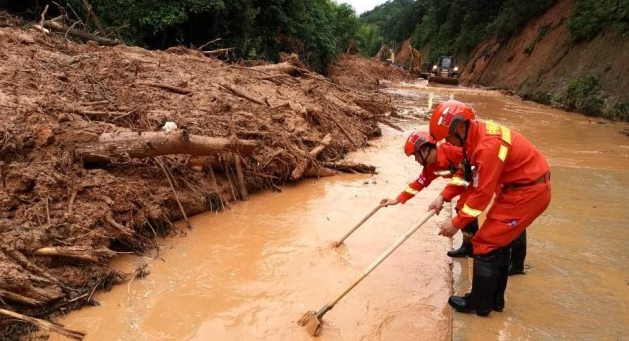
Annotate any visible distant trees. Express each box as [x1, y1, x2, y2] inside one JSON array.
[[5, 0, 626, 73], [359, 0, 560, 62], [2, 0, 365, 74]]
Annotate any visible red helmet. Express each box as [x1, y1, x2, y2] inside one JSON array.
[[404, 131, 436, 157], [429, 100, 476, 141]]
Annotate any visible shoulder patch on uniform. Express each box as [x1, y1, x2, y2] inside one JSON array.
[[485, 121, 502, 135]]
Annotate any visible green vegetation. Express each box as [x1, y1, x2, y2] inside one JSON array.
[[522, 90, 554, 105], [569, 0, 629, 41], [557, 76, 605, 116], [605, 101, 629, 121], [4, 0, 364, 74], [360, 0, 557, 62]]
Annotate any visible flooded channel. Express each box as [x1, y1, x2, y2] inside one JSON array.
[[58, 81, 629, 341]]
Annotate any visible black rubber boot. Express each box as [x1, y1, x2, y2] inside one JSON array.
[[447, 217, 478, 258], [493, 246, 511, 312], [447, 241, 473, 257], [448, 250, 499, 316], [508, 230, 527, 276]]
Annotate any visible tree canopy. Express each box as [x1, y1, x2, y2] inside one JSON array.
[[4, 0, 626, 71]]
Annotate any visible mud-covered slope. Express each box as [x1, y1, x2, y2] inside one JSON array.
[[0, 25, 405, 339], [462, 0, 629, 109]]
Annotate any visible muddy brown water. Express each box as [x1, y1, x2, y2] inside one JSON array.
[[57, 81, 629, 341]]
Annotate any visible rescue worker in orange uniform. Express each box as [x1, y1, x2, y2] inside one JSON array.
[[380, 131, 478, 257], [428, 100, 551, 316]]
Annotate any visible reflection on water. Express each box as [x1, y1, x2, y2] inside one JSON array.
[[58, 82, 629, 341]]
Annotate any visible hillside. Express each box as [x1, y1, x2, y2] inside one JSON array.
[[461, 0, 629, 118]]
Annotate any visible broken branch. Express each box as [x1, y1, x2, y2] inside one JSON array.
[[137, 82, 191, 95], [42, 19, 118, 46], [155, 157, 192, 229], [201, 47, 235, 56], [219, 83, 267, 106], [0, 308, 86, 340]]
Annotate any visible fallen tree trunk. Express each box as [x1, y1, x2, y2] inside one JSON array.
[[32, 246, 116, 263], [304, 166, 341, 178], [42, 19, 118, 46], [75, 131, 260, 163], [251, 62, 308, 77], [320, 161, 376, 174], [0, 289, 42, 306], [291, 134, 332, 180]]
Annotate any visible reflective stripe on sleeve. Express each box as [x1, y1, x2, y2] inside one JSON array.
[[404, 186, 419, 195], [498, 145, 508, 161], [500, 126, 512, 144], [449, 177, 469, 187], [461, 204, 482, 217]]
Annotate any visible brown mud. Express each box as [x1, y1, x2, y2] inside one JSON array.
[[0, 22, 407, 339]]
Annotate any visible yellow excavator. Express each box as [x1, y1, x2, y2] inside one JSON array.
[[409, 45, 431, 79]]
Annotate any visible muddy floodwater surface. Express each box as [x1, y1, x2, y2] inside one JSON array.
[[58, 82, 629, 341]]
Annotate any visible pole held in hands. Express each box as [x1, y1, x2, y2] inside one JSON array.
[[333, 204, 382, 247]]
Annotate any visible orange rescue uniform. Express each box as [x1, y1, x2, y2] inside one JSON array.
[[396, 143, 467, 207], [440, 120, 551, 255]]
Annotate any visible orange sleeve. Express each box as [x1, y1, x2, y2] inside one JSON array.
[[439, 169, 468, 202], [396, 166, 439, 204], [452, 139, 506, 229]]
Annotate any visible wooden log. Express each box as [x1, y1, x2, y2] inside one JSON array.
[[234, 154, 248, 200], [320, 161, 376, 174], [137, 82, 191, 95], [251, 62, 308, 77], [32, 246, 116, 263], [42, 19, 118, 46], [309, 134, 332, 157], [202, 47, 235, 55], [0, 289, 42, 306], [291, 134, 332, 180], [75, 131, 260, 163], [0, 308, 86, 340], [304, 166, 341, 178]]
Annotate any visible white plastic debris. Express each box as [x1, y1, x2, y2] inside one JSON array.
[[162, 121, 177, 132]]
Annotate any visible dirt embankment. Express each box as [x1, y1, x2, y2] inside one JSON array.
[[462, 0, 629, 107], [0, 25, 408, 339], [330, 54, 409, 90]]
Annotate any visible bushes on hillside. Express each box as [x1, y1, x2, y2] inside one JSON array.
[[569, 0, 629, 41]]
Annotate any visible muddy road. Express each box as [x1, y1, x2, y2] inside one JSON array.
[[57, 81, 629, 341]]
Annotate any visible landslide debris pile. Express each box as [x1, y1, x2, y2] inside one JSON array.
[[0, 25, 405, 338]]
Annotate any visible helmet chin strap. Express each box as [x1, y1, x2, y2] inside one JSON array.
[[419, 145, 433, 165], [454, 121, 470, 146]]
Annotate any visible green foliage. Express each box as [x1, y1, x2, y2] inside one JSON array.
[[40, 0, 363, 73], [569, 0, 629, 41], [604, 101, 629, 121], [558, 76, 605, 116], [411, 0, 505, 62], [357, 23, 383, 57], [522, 90, 554, 105], [487, 0, 557, 42], [360, 0, 418, 43]]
